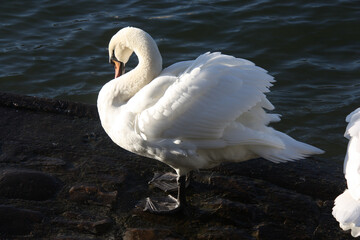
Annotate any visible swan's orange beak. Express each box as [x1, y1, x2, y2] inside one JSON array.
[[113, 61, 125, 78]]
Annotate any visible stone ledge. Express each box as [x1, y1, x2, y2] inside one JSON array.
[[0, 92, 351, 239], [0, 92, 98, 118]]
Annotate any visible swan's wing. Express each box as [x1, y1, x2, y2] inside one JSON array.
[[345, 107, 360, 139], [159, 60, 194, 77], [136, 52, 276, 146], [343, 108, 360, 199], [126, 60, 194, 112], [343, 107, 360, 175]]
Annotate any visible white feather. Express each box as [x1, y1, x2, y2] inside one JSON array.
[[333, 190, 360, 237]]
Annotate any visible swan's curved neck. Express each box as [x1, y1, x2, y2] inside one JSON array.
[[98, 28, 162, 130], [112, 28, 162, 102]]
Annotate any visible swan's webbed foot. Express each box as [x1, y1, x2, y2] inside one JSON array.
[[143, 175, 188, 214], [144, 195, 183, 214]]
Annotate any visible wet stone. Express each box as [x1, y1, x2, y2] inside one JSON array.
[[97, 173, 126, 190], [206, 174, 257, 204], [123, 228, 180, 240], [25, 156, 73, 171], [202, 197, 262, 227], [254, 223, 290, 240], [77, 217, 113, 235], [53, 237, 102, 240], [0, 205, 44, 235], [313, 200, 350, 239], [197, 227, 253, 240], [69, 184, 118, 207], [0, 93, 353, 239], [0, 169, 62, 200], [52, 212, 113, 236]]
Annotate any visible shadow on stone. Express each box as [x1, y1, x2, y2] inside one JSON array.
[[0, 205, 44, 235], [0, 169, 62, 201]]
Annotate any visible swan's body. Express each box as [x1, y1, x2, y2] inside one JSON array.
[[98, 27, 324, 213], [333, 108, 360, 237]]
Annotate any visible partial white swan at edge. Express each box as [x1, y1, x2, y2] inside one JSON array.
[[97, 27, 324, 213], [333, 108, 360, 237]]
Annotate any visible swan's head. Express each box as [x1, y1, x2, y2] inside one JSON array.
[[109, 52, 126, 79], [108, 27, 162, 79], [108, 28, 134, 78]]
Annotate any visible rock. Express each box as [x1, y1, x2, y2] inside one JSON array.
[[91, 218, 113, 235], [254, 223, 289, 240], [197, 227, 253, 240], [69, 184, 117, 207], [312, 200, 352, 239], [0, 205, 43, 235], [24, 156, 72, 171], [77, 217, 113, 235], [97, 173, 126, 190], [0, 92, 98, 118], [52, 212, 113, 236], [53, 237, 102, 240], [201, 197, 262, 227], [217, 158, 345, 200], [0, 92, 354, 239], [0, 169, 62, 200], [123, 228, 180, 240]]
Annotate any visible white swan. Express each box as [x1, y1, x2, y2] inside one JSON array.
[[333, 108, 360, 237], [97, 27, 324, 213]]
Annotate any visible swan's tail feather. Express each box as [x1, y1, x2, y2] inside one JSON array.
[[251, 130, 324, 163], [333, 189, 360, 237]]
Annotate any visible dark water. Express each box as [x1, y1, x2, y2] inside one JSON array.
[[1, 0, 359, 162]]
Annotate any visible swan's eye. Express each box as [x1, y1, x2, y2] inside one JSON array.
[[110, 49, 119, 65], [110, 55, 119, 65]]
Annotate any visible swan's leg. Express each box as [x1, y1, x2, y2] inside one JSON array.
[[148, 172, 178, 192], [177, 175, 187, 208], [144, 175, 187, 214], [148, 172, 191, 192]]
